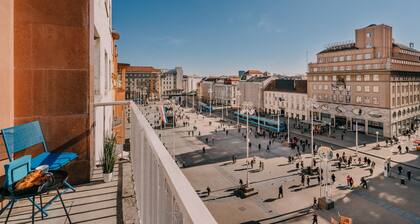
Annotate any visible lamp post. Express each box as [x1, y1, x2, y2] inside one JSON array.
[[208, 89, 213, 116], [376, 131, 379, 147], [241, 101, 255, 187], [257, 90, 261, 133], [164, 99, 177, 161], [328, 122, 331, 136], [237, 91, 241, 126], [306, 98, 316, 158], [278, 97, 289, 144], [225, 86, 229, 117], [355, 121, 359, 155]]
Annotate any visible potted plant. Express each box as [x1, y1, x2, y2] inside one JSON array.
[[102, 134, 117, 182]]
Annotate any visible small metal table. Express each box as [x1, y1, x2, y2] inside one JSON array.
[[0, 170, 72, 223]]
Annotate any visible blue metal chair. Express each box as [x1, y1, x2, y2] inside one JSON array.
[[0, 155, 47, 223], [1, 121, 78, 213]]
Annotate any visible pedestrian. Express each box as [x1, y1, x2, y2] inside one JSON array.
[[331, 173, 336, 183], [358, 157, 361, 165], [306, 176, 310, 186], [239, 179, 243, 186], [312, 213, 318, 224], [398, 145, 402, 154], [266, 145, 270, 151], [202, 147, 206, 154], [300, 160, 304, 168], [398, 166, 403, 175], [317, 175, 320, 185], [296, 162, 300, 169], [232, 155, 235, 164], [301, 174, 305, 186], [206, 137, 208, 144], [407, 170, 412, 181], [259, 161, 262, 170], [336, 153, 339, 160], [369, 168, 373, 176], [341, 134, 344, 140], [313, 197, 318, 208], [207, 186, 211, 196], [212, 137, 215, 145], [405, 146, 409, 153], [360, 177, 368, 189], [278, 185, 283, 198], [251, 160, 254, 169]]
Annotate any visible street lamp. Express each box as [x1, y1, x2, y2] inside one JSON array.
[[241, 101, 255, 187], [278, 97, 289, 143], [306, 98, 316, 158], [376, 131, 379, 147], [355, 121, 359, 155], [208, 89, 213, 116], [236, 91, 242, 126], [164, 99, 177, 161]]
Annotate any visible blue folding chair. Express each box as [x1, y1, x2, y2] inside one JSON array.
[[0, 155, 47, 223], [1, 121, 78, 212]]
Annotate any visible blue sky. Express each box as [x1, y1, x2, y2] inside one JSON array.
[[113, 0, 420, 76]]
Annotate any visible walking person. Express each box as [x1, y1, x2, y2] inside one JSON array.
[[312, 213, 318, 224], [301, 174, 305, 186], [278, 185, 283, 199], [206, 186, 211, 196], [307, 176, 310, 186], [405, 146, 409, 153], [331, 173, 336, 183]]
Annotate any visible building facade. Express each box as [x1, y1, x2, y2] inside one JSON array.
[[307, 24, 420, 137], [161, 67, 184, 98], [238, 76, 274, 111], [0, 0, 119, 182], [182, 75, 203, 93], [264, 80, 308, 120], [125, 66, 161, 102]]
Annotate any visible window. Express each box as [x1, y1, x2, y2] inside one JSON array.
[[373, 86, 379, 92], [366, 32, 372, 38], [346, 75, 351, 81], [346, 55, 352, 61], [364, 75, 370, 81], [333, 66, 338, 71], [332, 76, 337, 81], [364, 54, 371, 59], [324, 85, 328, 90], [346, 86, 351, 91], [346, 66, 351, 71], [364, 64, 371, 69], [357, 86, 362, 92], [339, 56, 345, 61], [356, 65, 363, 70], [324, 76, 328, 81], [356, 54, 363, 60], [319, 76, 323, 81], [356, 96, 362, 103], [333, 57, 338, 62], [319, 84, 323, 90], [339, 66, 345, 71], [364, 97, 371, 104], [356, 75, 362, 81], [313, 67, 318, 72], [373, 74, 379, 81], [364, 86, 370, 92], [313, 84, 317, 90]]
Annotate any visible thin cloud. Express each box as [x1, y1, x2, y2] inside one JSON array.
[[257, 14, 285, 33]]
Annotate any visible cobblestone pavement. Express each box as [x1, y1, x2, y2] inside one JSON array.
[[141, 104, 420, 224]]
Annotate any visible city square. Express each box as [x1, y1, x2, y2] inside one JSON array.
[[141, 103, 420, 224], [1, 1, 420, 223]]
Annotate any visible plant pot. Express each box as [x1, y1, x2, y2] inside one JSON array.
[[103, 172, 113, 183]]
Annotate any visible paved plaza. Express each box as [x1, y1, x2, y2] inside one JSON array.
[[140, 104, 420, 224]]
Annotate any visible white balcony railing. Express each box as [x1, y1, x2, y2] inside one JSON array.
[[129, 102, 217, 224]]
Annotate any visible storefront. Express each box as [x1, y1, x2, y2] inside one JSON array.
[[352, 118, 365, 133], [368, 120, 384, 136], [335, 116, 347, 127], [320, 113, 331, 124]]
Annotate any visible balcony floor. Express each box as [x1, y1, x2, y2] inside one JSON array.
[[0, 161, 137, 224]]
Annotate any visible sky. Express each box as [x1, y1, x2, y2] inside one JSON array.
[[113, 0, 420, 76]]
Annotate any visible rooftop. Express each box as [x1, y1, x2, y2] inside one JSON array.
[[126, 66, 160, 73]]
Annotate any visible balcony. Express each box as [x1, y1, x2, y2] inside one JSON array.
[[0, 102, 216, 224]]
